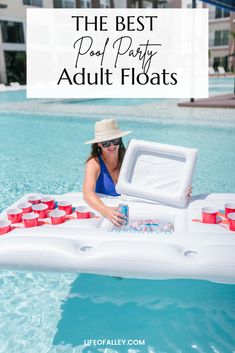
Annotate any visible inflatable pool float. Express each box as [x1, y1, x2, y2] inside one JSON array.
[[0, 140, 235, 284]]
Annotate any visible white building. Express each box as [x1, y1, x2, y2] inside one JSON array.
[[0, 0, 54, 84], [1, 0, 234, 84], [207, 4, 235, 71], [0, 0, 112, 84]]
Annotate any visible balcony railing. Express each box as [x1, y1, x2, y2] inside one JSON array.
[[209, 38, 229, 47]]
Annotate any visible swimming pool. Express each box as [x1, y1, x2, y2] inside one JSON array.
[[0, 78, 235, 353]]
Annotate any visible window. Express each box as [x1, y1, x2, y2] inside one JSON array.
[[214, 30, 229, 46], [80, 0, 91, 7], [215, 7, 222, 18], [53, 0, 75, 7], [143, 0, 153, 7], [223, 9, 230, 17], [215, 7, 230, 19], [213, 56, 227, 71], [100, 0, 110, 7], [4, 51, 26, 84], [23, 0, 43, 6], [1, 21, 25, 43], [214, 31, 220, 45]]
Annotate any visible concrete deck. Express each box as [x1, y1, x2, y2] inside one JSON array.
[[178, 94, 235, 109]]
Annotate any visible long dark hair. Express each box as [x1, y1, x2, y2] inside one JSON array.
[[86, 138, 126, 172]]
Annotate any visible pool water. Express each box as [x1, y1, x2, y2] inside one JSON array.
[[209, 76, 235, 95], [0, 89, 26, 103], [0, 78, 235, 353]]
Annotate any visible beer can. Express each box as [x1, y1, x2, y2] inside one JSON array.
[[117, 204, 129, 226]]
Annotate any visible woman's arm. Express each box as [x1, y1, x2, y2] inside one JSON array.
[[83, 158, 124, 226]]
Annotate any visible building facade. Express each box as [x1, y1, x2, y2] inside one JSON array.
[[1, 0, 234, 84], [0, 0, 55, 84], [0, 0, 113, 84], [207, 4, 235, 71]]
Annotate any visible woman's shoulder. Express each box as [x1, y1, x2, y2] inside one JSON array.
[[84, 157, 101, 186], [86, 156, 100, 170]]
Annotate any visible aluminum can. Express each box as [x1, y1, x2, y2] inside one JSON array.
[[117, 204, 129, 226]]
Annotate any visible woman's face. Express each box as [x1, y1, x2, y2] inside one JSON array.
[[98, 138, 121, 157]]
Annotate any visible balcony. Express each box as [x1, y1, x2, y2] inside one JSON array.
[[209, 38, 229, 47]]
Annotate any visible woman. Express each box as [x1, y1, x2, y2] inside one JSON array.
[[83, 118, 192, 226], [83, 119, 132, 226]]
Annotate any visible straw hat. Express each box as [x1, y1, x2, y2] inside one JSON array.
[[85, 119, 132, 144]]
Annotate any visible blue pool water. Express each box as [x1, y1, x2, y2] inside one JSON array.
[[0, 78, 235, 353], [0, 89, 26, 103]]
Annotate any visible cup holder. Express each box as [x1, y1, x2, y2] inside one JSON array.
[[79, 245, 94, 253], [182, 250, 198, 258]]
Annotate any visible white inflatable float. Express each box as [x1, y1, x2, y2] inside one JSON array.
[[0, 140, 235, 284]]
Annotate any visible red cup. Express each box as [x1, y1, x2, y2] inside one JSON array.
[[225, 203, 235, 218], [202, 207, 218, 224], [27, 194, 41, 205], [32, 203, 48, 219], [7, 208, 23, 224], [41, 196, 55, 210], [17, 202, 32, 214], [228, 213, 235, 231], [75, 206, 91, 219], [22, 213, 39, 228], [50, 210, 66, 225], [0, 220, 11, 235], [58, 201, 72, 215]]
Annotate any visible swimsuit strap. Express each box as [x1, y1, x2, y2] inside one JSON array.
[[98, 154, 113, 181], [96, 154, 120, 196]]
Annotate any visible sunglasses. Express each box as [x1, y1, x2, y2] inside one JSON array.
[[100, 138, 121, 148]]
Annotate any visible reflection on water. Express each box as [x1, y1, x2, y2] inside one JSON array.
[[54, 275, 235, 353]]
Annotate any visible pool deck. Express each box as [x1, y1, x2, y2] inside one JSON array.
[[178, 94, 235, 109], [0, 85, 26, 92]]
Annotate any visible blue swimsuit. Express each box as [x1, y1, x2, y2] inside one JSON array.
[[95, 154, 120, 196]]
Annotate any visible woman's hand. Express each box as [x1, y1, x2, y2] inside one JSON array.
[[104, 206, 126, 227], [186, 186, 193, 199]]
